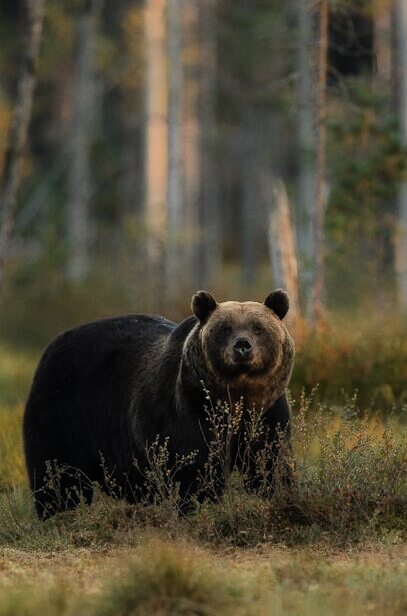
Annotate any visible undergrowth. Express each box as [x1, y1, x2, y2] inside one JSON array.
[[0, 391, 405, 551]]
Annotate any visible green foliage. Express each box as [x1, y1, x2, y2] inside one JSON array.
[[327, 79, 407, 302]]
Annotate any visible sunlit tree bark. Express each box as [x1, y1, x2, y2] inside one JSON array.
[[182, 0, 202, 288], [267, 178, 300, 319], [144, 0, 168, 304], [166, 0, 183, 299]]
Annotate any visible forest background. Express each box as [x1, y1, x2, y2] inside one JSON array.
[[1, 0, 407, 407]]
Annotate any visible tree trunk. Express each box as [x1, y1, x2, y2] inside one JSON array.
[[166, 0, 183, 300], [67, 0, 100, 282], [198, 0, 220, 288], [182, 0, 202, 288], [297, 0, 316, 303], [395, 0, 407, 311], [311, 0, 329, 324], [241, 112, 260, 288], [267, 178, 300, 319], [0, 0, 45, 283], [374, 1, 393, 86], [144, 0, 168, 307]]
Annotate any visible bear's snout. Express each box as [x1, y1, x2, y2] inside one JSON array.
[[233, 336, 253, 360]]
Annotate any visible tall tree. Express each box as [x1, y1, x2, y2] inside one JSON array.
[[373, 0, 393, 86], [182, 0, 202, 288], [311, 0, 329, 323], [67, 0, 100, 282], [241, 110, 261, 288], [267, 178, 300, 319], [119, 3, 144, 232], [166, 0, 183, 299], [0, 0, 45, 283], [144, 0, 168, 304], [395, 0, 407, 310], [297, 0, 316, 303], [198, 0, 220, 287]]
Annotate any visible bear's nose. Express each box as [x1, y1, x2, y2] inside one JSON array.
[[233, 337, 253, 358]]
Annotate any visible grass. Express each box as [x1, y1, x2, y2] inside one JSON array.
[[0, 337, 405, 613], [0, 539, 405, 615]]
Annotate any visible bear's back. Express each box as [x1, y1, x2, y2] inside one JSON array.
[[28, 314, 177, 399]]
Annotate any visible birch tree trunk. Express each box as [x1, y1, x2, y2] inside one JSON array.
[[166, 0, 183, 299], [395, 0, 407, 311], [311, 0, 329, 323], [144, 0, 168, 305], [67, 0, 100, 282], [297, 0, 316, 301], [267, 178, 300, 318], [0, 0, 45, 283]]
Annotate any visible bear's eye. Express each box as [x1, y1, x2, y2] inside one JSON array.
[[253, 325, 262, 335], [222, 326, 232, 335]]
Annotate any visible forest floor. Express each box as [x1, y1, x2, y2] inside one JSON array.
[[0, 536, 405, 615]]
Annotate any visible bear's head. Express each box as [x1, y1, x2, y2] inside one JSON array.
[[189, 290, 295, 407]]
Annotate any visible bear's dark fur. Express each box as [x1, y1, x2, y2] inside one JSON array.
[[23, 290, 295, 518]]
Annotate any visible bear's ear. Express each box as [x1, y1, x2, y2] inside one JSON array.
[[191, 290, 217, 323], [264, 289, 289, 320]]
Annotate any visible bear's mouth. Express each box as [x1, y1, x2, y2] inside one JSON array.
[[223, 347, 261, 373], [224, 358, 261, 377]]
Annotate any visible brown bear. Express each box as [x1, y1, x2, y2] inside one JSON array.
[[23, 289, 295, 518]]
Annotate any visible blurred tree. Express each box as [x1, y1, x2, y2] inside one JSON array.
[[67, 0, 101, 282], [297, 0, 316, 307], [241, 109, 262, 288], [197, 0, 220, 289], [166, 0, 183, 299], [119, 1, 144, 231], [0, 0, 45, 283], [395, 0, 407, 310], [182, 0, 202, 288], [373, 0, 393, 86], [144, 0, 168, 305], [1, 0, 406, 328], [312, 0, 329, 323]]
